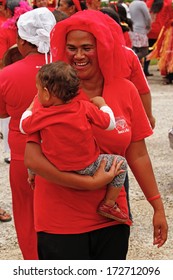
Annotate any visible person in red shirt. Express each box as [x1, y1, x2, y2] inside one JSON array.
[[144, 0, 173, 76], [0, 7, 56, 259], [0, 0, 32, 69], [20, 60, 128, 222], [24, 10, 168, 260], [0, 0, 10, 25], [100, 6, 155, 130]]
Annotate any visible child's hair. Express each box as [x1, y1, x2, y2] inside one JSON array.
[[37, 61, 80, 102]]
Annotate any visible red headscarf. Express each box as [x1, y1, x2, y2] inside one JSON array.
[[50, 9, 127, 84], [72, 0, 82, 11]]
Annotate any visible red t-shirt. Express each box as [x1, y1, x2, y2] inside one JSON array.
[[0, 53, 48, 160], [29, 77, 152, 234], [21, 97, 111, 171], [123, 46, 150, 95], [123, 31, 132, 49], [0, 27, 16, 60]]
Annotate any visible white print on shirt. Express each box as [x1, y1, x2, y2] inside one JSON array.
[[115, 117, 130, 134]]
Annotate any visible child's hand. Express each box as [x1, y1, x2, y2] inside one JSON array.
[[90, 96, 107, 108]]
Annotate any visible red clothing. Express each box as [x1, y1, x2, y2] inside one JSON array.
[[30, 78, 152, 234], [147, 0, 173, 39], [0, 53, 47, 259], [123, 31, 132, 48], [0, 15, 7, 26], [31, 10, 153, 234], [0, 27, 16, 60], [22, 97, 110, 171], [123, 46, 150, 94]]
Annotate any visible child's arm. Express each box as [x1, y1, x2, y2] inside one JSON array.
[[19, 99, 35, 134], [19, 110, 33, 134], [90, 96, 115, 130]]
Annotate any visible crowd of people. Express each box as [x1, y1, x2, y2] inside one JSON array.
[[0, 0, 170, 260]]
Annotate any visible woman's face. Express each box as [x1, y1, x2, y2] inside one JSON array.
[[35, 0, 48, 7], [66, 30, 102, 81], [58, 0, 75, 16]]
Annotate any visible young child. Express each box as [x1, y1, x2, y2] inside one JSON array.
[[20, 61, 128, 222]]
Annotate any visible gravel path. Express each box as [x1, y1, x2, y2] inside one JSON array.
[[0, 65, 173, 260]]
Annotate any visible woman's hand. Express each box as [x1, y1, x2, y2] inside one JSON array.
[[152, 208, 168, 248], [91, 157, 125, 190]]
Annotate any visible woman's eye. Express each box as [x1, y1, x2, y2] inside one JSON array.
[[84, 48, 91, 51], [67, 47, 76, 51]]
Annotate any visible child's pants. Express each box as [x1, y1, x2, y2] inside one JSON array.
[[76, 154, 127, 188]]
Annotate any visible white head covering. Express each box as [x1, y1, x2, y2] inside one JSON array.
[[17, 7, 56, 56]]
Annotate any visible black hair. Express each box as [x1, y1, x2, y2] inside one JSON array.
[[150, 0, 164, 14], [100, 7, 120, 24]]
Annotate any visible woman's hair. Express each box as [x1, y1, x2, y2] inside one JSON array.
[[100, 7, 120, 24], [37, 61, 80, 102], [150, 0, 164, 14], [52, 9, 68, 22], [57, 0, 87, 10], [116, 4, 133, 31]]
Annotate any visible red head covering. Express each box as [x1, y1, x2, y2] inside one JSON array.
[[50, 9, 127, 84], [72, 0, 81, 11]]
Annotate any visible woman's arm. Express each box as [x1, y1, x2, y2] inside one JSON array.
[[24, 141, 122, 191], [126, 139, 168, 248], [140, 93, 156, 129]]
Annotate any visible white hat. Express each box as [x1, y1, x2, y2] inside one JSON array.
[[17, 7, 56, 54]]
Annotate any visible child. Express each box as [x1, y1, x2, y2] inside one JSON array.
[[20, 61, 128, 222]]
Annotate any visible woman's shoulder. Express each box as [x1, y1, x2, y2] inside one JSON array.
[[106, 76, 139, 100]]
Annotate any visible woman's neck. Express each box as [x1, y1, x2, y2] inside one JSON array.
[[80, 76, 104, 98]]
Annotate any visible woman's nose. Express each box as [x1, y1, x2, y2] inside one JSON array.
[[74, 49, 85, 58]]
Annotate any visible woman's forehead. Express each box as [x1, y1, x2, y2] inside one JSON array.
[[66, 30, 96, 43]]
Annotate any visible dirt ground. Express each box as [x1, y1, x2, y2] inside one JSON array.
[[0, 65, 173, 260]]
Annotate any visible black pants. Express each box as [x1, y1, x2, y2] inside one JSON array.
[[38, 224, 130, 260], [143, 38, 157, 75]]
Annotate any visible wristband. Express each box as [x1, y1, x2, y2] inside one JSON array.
[[147, 194, 161, 202]]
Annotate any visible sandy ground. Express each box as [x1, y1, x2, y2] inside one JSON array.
[[0, 65, 173, 260]]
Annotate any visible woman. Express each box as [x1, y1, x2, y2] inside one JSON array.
[[147, 15, 173, 84], [0, 1, 32, 69], [0, 7, 56, 260], [144, 0, 172, 76], [57, 0, 86, 16], [25, 10, 168, 260]]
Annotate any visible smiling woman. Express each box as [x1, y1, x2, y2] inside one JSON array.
[[24, 10, 168, 260], [66, 30, 102, 84]]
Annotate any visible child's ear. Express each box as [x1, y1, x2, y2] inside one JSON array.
[[44, 87, 50, 100]]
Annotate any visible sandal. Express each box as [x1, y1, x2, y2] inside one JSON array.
[[0, 208, 12, 222]]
